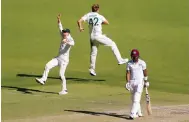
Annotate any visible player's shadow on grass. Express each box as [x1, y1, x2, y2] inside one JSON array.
[[16, 73, 106, 82], [1, 86, 57, 95], [64, 110, 131, 120]]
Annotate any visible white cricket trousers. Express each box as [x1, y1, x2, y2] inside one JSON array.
[[130, 82, 144, 117], [90, 34, 123, 70], [41, 58, 68, 91]]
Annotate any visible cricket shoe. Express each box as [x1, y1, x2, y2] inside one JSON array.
[[59, 90, 68, 95], [89, 68, 96, 76], [35, 78, 45, 85], [137, 113, 143, 117], [118, 58, 129, 65], [128, 113, 139, 120], [128, 116, 134, 120]]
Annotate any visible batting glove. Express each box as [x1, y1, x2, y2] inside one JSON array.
[[125, 82, 132, 91], [144, 81, 150, 87]]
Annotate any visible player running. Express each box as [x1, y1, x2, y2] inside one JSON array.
[[77, 4, 128, 76], [125, 49, 149, 119], [35, 14, 75, 95]]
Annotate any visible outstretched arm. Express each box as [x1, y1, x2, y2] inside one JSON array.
[[77, 14, 88, 32], [57, 14, 63, 32], [102, 20, 109, 25], [77, 18, 84, 32], [102, 16, 109, 25]]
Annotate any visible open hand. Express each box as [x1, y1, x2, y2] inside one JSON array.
[[57, 14, 61, 19], [79, 28, 84, 32]]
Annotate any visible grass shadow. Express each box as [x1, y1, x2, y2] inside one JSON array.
[[16, 73, 106, 82], [64, 109, 131, 120], [1, 86, 57, 95]]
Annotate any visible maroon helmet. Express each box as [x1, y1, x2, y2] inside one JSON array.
[[130, 49, 140, 62]]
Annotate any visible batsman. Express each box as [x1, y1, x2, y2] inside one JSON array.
[[125, 49, 150, 119]]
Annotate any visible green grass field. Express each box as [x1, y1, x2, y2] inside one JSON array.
[[2, 0, 189, 121]]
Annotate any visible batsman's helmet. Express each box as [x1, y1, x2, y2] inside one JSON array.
[[131, 49, 139, 57], [130, 49, 140, 62]]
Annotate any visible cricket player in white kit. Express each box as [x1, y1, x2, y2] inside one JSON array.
[[77, 4, 128, 76], [126, 49, 149, 119], [35, 14, 75, 95]]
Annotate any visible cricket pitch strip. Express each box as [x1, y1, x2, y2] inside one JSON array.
[[3, 104, 189, 122]]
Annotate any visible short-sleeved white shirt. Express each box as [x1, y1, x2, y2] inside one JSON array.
[[82, 12, 106, 36], [126, 59, 146, 82]]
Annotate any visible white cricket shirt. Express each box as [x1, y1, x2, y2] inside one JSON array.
[[56, 22, 75, 62], [126, 59, 146, 82], [82, 12, 106, 36]]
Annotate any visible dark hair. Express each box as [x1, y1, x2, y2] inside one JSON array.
[[92, 4, 99, 12], [62, 28, 70, 33]]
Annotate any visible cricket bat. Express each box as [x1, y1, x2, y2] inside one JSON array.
[[145, 87, 152, 115]]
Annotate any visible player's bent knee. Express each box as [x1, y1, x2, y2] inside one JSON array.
[[112, 41, 116, 46], [108, 41, 116, 47], [45, 64, 50, 70]]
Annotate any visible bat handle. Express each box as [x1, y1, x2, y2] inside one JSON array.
[[145, 87, 149, 94]]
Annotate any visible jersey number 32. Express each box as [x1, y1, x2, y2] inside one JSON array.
[[89, 17, 99, 26]]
